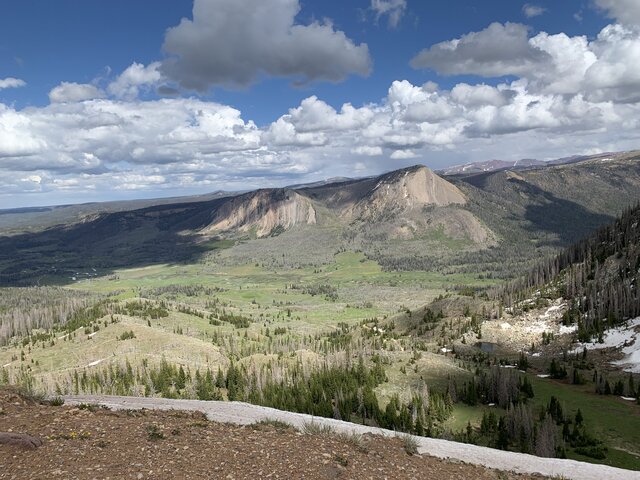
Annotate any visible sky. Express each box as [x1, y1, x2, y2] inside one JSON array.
[[1, 0, 639, 208]]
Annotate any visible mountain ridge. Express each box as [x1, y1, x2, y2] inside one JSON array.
[[1, 151, 640, 285]]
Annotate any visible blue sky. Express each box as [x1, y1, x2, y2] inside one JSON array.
[[1, 0, 639, 207]]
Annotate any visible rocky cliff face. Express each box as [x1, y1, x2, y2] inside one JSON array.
[[201, 189, 316, 238], [345, 165, 466, 221]]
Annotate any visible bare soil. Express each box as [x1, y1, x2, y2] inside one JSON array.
[[0, 388, 544, 480]]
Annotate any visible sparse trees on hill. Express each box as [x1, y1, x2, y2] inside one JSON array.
[[498, 202, 640, 341]]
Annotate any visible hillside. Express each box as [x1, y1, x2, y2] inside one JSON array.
[[1, 153, 639, 287], [200, 189, 317, 238], [0, 388, 550, 480], [439, 152, 640, 276], [501, 201, 640, 340]]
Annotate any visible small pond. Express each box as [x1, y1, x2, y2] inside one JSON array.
[[476, 342, 498, 353]]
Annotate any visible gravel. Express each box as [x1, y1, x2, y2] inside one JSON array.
[[64, 394, 640, 480]]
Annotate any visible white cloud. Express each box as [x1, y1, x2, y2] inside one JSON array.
[[352, 145, 383, 156], [584, 24, 640, 102], [371, 0, 407, 28], [595, 0, 640, 26], [0, 104, 46, 158], [161, 0, 371, 90], [286, 96, 374, 132], [0, 77, 26, 90], [48, 82, 105, 103], [107, 62, 163, 100], [527, 31, 597, 94], [0, 98, 260, 171], [5, 19, 640, 207], [411, 21, 640, 102], [523, 4, 546, 18], [263, 117, 327, 147], [390, 149, 417, 159], [3, 75, 640, 207]]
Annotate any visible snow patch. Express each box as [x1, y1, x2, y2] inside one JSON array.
[[572, 317, 640, 373], [573, 318, 640, 351], [614, 342, 640, 373], [559, 324, 578, 335]]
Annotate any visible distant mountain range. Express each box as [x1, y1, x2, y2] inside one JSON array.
[[437, 152, 618, 175]]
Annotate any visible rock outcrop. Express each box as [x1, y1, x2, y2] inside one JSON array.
[[202, 189, 316, 238], [345, 165, 466, 221]]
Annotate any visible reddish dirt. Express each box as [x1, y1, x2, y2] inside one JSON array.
[[0, 388, 547, 480]]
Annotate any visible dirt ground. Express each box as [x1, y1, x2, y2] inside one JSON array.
[[0, 388, 544, 480]]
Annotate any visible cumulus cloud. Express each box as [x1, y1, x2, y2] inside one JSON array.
[[286, 96, 374, 132], [450, 83, 514, 107], [48, 82, 105, 103], [386, 80, 457, 122], [263, 117, 327, 147], [411, 22, 550, 77], [0, 98, 260, 172], [107, 62, 163, 100], [160, 0, 371, 90], [595, 0, 640, 26], [371, 0, 407, 28], [527, 31, 597, 94], [5, 17, 640, 207], [0, 104, 45, 158], [411, 21, 640, 101], [522, 4, 546, 18], [2, 72, 640, 207], [352, 145, 383, 156], [0, 77, 26, 90], [390, 149, 417, 159], [584, 24, 640, 102]]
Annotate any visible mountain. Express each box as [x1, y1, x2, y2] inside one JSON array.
[[0, 191, 236, 235], [285, 176, 354, 189], [437, 151, 626, 176], [1, 151, 640, 286], [439, 159, 525, 175], [345, 165, 466, 220], [200, 189, 317, 238]]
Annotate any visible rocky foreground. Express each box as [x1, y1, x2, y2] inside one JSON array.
[[0, 388, 544, 480]]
